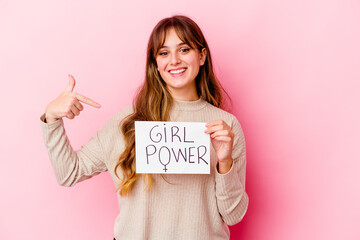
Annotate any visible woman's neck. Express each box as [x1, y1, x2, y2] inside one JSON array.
[[169, 88, 199, 101]]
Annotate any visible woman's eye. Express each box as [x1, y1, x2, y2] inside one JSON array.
[[159, 51, 168, 56], [180, 48, 190, 53]]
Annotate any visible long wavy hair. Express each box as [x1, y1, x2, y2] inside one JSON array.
[[114, 15, 229, 196]]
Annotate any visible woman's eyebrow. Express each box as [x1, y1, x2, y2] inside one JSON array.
[[160, 42, 188, 49]]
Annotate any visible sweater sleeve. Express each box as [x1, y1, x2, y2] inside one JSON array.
[[214, 116, 249, 226], [40, 113, 109, 187]]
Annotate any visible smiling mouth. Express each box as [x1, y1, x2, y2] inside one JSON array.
[[169, 67, 187, 77]]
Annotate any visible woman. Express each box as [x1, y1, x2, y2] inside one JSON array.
[[40, 15, 249, 239]]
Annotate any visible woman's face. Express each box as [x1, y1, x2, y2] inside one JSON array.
[[156, 28, 206, 101]]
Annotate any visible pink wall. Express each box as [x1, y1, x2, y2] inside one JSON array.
[[1, 0, 359, 239]]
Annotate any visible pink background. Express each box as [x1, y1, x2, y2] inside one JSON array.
[[1, 0, 359, 239]]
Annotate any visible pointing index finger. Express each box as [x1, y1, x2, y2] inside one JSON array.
[[75, 93, 101, 108]]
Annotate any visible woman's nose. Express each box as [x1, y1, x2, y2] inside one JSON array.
[[170, 52, 181, 65]]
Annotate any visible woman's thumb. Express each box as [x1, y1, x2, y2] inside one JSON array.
[[65, 74, 76, 92]]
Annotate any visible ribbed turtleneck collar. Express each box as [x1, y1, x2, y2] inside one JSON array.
[[172, 98, 208, 111]]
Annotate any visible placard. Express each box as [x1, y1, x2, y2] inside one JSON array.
[[135, 121, 210, 174]]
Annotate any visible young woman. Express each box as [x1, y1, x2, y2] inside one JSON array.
[[40, 15, 249, 239]]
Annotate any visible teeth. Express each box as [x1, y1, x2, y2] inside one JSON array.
[[170, 68, 186, 74]]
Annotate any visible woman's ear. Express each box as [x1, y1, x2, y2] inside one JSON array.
[[200, 48, 207, 66]]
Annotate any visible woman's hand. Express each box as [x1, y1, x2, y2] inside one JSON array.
[[205, 120, 234, 174], [45, 74, 101, 123]]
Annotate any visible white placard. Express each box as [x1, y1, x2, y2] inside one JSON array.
[[135, 121, 210, 174]]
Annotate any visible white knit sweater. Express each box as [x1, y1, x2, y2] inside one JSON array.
[[40, 98, 249, 240]]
